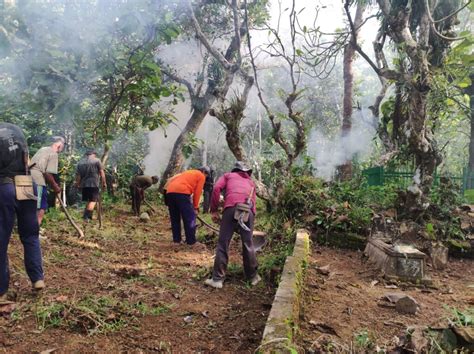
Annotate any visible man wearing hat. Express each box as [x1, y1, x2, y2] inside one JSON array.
[[129, 174, 159, 216], [204, 161, 260, 289], [164, 166, 210, 246], [75, 150, 106, 220]]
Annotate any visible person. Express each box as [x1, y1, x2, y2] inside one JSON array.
[[75, 150, 106, 221], [129, 174, 159, 216], [204, 161, 260, 289], [164, 167, 210, 246], [202, 168, 215, 213], [30, 136, 64, 226], [0, 123, 45, 302]]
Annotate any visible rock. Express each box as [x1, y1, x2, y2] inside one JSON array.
[[316, 265, 330, 276], [406, 326, 429, 352], [139, 212, 150, 222], [395, 295, 419, 314], [385, 284, 398, 289], [384, 292, 405, 303], [460, 204, 474, 212], [461, 220, 471, 231], [430, 243, 448, 270]]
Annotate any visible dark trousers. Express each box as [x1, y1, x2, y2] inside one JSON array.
[[203, 189, 211, 213], [0, 183, 43, 295], [130, 186, 143, 216], [212, 206, 258, 281], [166, 193, 196, 245]]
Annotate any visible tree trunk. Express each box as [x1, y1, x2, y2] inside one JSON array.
[[101, 143, 110, 166], [339, 3, 364, 180], [159, 98, 212, 189], [467, 73, 474, 188]]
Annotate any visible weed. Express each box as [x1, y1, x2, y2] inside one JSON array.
[[354, 329, 374, 350], [35, 302, 66, 330], [444, 306, 473, 327], [227, 263, 243, 276], [193, 266, 210, 280], [131, 301, 173, 316], [49, 249, 67, 263], [92, 249, 103, 258]]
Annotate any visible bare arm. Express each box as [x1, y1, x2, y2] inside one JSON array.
[[45, 173, 61, 194]]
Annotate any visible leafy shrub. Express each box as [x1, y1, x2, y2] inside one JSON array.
[[274, 175, 397, 236]]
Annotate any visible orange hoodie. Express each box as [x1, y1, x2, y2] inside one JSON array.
[[165, 170, 206, 209]]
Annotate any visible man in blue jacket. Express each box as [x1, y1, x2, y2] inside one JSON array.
[[0, 123, 45, 303]]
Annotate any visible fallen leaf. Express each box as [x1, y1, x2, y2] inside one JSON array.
[[55, 295, 68, 302], [309, 321, 339, 337], [0, 303, 16, 315], [40, 349, 57, 354]]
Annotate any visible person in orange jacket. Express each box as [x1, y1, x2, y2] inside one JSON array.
[[164, 166, 210, 245]]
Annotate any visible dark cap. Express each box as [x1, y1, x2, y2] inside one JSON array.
[[198, 166, 211, 175], [232, 161, 252, 175]]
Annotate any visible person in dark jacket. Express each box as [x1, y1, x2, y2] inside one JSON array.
[[129, 175, 159, 216], [0, 123, 45, 301], [202, 168, 215, 213], [75, 151, 106, 220], [204, 161, 260, 289]]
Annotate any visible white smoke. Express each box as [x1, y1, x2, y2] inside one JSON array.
[[307, 108, 377, 180]]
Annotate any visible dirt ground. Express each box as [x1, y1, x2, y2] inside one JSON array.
[[0, 203, 274, 352], [297, 245, 474, 352]]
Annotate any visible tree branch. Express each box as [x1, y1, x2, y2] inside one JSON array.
[[161, 67, 195, 98], [433, 0, 471, 23], [186, 0, 233, 71], [344, 0, 398, 80]]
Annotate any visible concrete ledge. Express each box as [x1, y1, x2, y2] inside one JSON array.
[[259, 229, 310, 353]]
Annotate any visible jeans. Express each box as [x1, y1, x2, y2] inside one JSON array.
[[166, 193, 196, 245], [0, 183, 43, 295]]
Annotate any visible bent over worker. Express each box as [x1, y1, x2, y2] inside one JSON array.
[[204, 161, 260, 289], [164, 167, 209, 246], [130, 175, 159, 216], [0, 123, 45, 301], [75, 150, 106, 221]]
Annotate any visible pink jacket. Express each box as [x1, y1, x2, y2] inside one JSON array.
[[210, 171, 257, 214]]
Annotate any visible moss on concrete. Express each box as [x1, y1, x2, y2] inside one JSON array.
[[447, 239, 473, 259], [260, 229, 310, 353]]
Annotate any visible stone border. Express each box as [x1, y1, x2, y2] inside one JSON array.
[[259, 229, 310, 352]]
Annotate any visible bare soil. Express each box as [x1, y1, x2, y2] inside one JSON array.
[[297, 245, 474, 352], [0, 203, 274, 352]]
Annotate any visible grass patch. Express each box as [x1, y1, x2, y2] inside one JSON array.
[[33, 295, 172, 335]]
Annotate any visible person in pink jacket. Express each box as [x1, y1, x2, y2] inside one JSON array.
[[204, 161, 260, 289]]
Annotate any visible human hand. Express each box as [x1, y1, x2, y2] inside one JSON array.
[[211, 212, 220, 224], [53, 184, 61, 194], [194, 208, 199, 215]]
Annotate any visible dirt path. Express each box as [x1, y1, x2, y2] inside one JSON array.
[[0, 204, 273, 352], [297, 245, 473, 352]]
